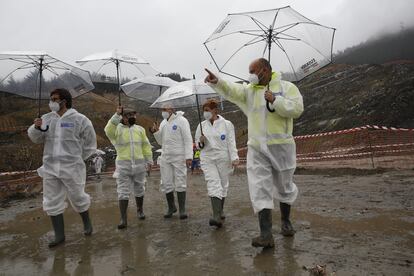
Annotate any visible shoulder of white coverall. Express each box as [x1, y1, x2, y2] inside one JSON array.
[[175, 111, 185, 118], [176, 114, 189, 124], [159, 119, 167, 128], [76, 112, 95, 129], [41, 111, 57, 120]]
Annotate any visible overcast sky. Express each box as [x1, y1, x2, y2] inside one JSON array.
[[1, 0, 414, 80]]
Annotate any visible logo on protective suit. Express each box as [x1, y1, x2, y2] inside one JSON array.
[[61, 122, 75, 128], [221, 134, 226, 140], [172, 125, 178, 130]]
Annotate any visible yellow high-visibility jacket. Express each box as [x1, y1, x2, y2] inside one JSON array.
[[210, 72, 303, 147], [104, 114, 153, 164]]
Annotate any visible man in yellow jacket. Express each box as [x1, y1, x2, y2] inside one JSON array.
[[105, 106, 153, 229], [205, 58, 303, 248]]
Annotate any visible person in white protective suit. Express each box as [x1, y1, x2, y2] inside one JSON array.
[[104, 106, 153, 229], [93, 154, 104, 179], [195, 99, 239, 228], [151, 106, 193, 219], [28, 88, 97, 248], [205, 58, 304, 248]]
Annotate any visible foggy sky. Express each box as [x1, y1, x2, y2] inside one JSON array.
[[1, 0, 413, 80]]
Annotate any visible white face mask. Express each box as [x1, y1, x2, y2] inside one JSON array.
[[248, 73, 259, 85], [49, 101, 61, 112], [161, 111, 170, 120], [203, 111, 213, 120]]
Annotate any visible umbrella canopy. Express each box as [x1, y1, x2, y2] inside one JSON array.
[[204, 6, 336, 82], [151, 78, 219, 135], [76, 49, 159, 104], [121, 76, 178, 103], [0, 51, 94, 123], [0, 51, 94, 100], [150, 79, 218, 109]]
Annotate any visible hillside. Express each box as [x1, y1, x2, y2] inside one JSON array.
[[296, 62, 414, 133], [1, 61, 413, 172], [334, 26, 414, 64]]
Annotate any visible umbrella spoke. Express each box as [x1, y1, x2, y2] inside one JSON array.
[[247, 15, 268, 32], [0, 63, 36, 84], [273, 22, 300, 32], [222, 36, 265, 69], [270, 9, 280, 29], [272, 37, 299, 80], [239, 30, 268, 37], [93, 59, 114, 75], [131, 63, 146, 76], [0, 57, 34, 66], [274, 36, 301, 41]]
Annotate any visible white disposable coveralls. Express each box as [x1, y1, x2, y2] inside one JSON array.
[[154, 111, 193, 194], [28, 109, 97, 216], [209, 72, 303, 213], [104, 114, 153, 200], [195, 115, 238, 199]]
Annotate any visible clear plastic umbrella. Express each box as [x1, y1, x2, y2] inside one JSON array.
[[150, 79, 219, 109], [204, 6, 336, 82], [150, 77, 220, 134], [76, 49, 158, 105], [0, 51, 95, 131], [121, 76, 178, 103]]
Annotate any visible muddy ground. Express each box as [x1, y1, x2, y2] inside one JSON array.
[[0, 169, 413, 276]]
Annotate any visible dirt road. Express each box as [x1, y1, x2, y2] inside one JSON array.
[[1, 169, 413, 275]]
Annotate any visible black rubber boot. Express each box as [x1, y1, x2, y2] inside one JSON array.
[[209, 197, 223, 228], [48, 214, 65, 248], [221, 197, 226, 220], [135, 196, 145, 220], [251, 209, 274, 248], [280, 202, 295, 236], [118, 200, 128, 229], [177, 191, 188, 220], [79, 210, 93, 236], [164, 192, 177, 218]]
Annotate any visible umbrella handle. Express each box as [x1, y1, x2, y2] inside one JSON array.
[[198, 142, 205, 149], [35, 125, 49, 132], [266, 100, 275, 113]]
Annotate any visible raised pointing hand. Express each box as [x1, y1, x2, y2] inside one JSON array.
[[204, 68, 218, 84]]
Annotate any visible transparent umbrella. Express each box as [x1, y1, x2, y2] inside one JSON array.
[[0, 51, 95, 131], [204, 6, 336, 82], [122, 75, 178, 123], [204, 6, 335, 111], [150, 77, 220, 135], [76, 49, 158, 105], [121, 76, 178, 103]]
